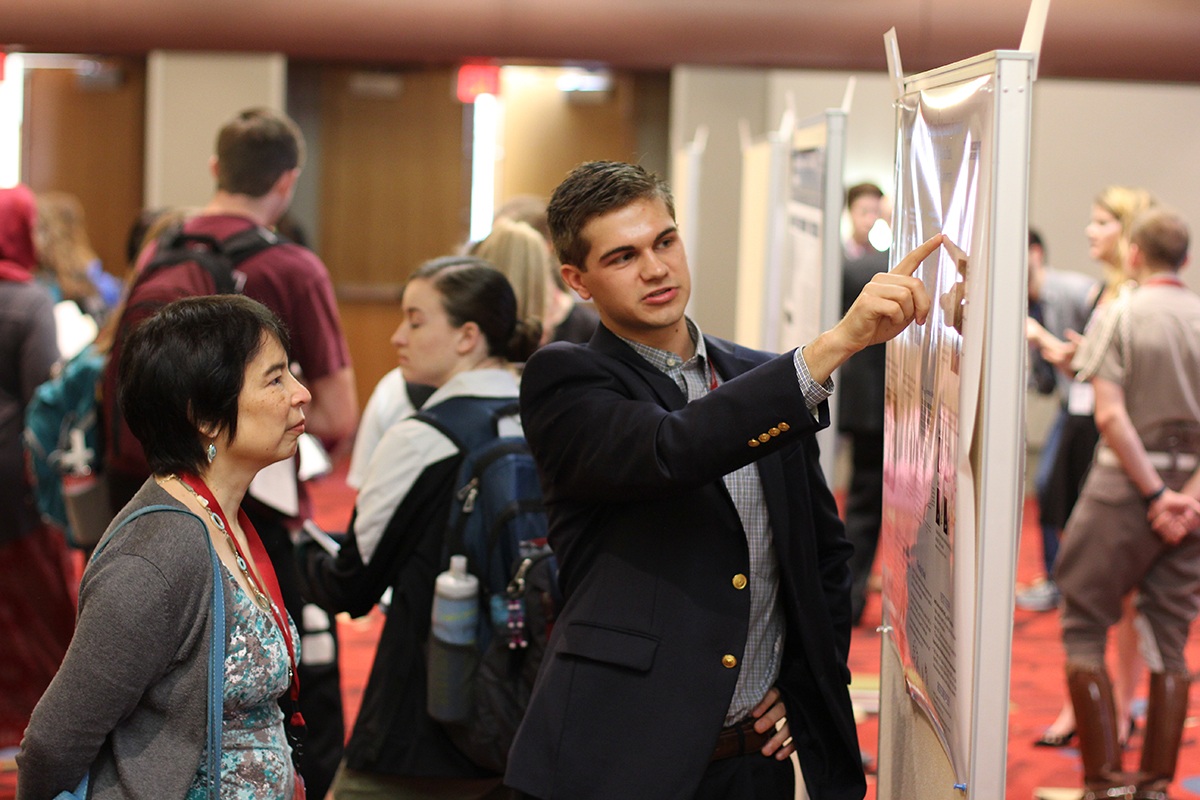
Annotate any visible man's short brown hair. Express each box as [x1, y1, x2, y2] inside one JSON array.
[[547, 162, 674, 270], [1130, 207, 1190, 270], [215, 108, 305, 198], [845, 182, 883, 211]]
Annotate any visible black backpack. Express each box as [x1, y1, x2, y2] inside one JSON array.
[[139, 224, 285, 294], [106, 224, 285, 480], [416, 395, 560, 774]]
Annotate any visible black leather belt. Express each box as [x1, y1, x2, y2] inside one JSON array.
[[711, 717, 773, 761]]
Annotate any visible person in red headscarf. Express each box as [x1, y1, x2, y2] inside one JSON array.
[[0, 184, 76, 749]]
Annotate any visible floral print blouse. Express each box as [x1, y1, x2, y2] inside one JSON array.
[[187, 568, 298, 799]]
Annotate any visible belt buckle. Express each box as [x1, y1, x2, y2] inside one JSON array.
[[1166, 433, 1181, 473]]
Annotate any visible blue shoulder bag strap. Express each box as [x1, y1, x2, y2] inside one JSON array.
[[89, 504, 225, 799]]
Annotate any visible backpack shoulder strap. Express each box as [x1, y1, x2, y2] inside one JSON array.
[[91, 504, 202, 560], [87, 501, 224, 797], [138, 223, 285, 295], [416, 396, 528, 573], [405, 381, 437, 411], [416, 396, 517, 455], [219, 225, 288, 268]]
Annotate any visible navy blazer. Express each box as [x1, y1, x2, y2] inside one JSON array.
[[506, 325, 865, 800]]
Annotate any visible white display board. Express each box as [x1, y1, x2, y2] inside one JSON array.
[[737, 110, 846, 484], [877, 50, 1032, 799], [673, 126, 707, 317], [735, 130, 788, 352], [781, 110, 847, 483]]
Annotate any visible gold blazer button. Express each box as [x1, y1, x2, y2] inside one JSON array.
[[748, 439, 760, 448], [778, 421, 790, 432], [732, 574, 748, 590], [722, 654, 738, 669], [769, 427, 780, 437], [758, 433, 771, 443]]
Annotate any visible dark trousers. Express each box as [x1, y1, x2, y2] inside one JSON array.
[[1033, 409, 1067, 577], [247, 500, 346, 800], [695, 752, 796, 800], [844, 429, 884, 625], [511, 754, 793, 800]]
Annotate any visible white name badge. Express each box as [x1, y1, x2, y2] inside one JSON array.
[[1067, 381, 1095, 416]]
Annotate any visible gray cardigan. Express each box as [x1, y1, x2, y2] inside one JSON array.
[[17, 481, 227, 800]]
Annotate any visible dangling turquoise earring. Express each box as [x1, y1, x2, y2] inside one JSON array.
[[206, 441, 217, 463]]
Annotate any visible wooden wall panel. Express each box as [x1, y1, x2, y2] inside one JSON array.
[[498, 67, 639, 203], [317, 64, 468, 407], [337, 299, 405, 418], [318, 65, 469, 289], [23, 57, 146, 279]]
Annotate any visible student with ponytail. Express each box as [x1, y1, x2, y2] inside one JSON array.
[[298, 256, 537, 799]]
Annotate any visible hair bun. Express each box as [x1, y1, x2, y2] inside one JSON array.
[[506, 317, 543, 364]]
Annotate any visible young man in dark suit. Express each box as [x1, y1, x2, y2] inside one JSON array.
[[506, 161, 942, 800]]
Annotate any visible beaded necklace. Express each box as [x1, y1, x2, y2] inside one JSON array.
[[167, 472, 305, 728], [169, 473, 273, 612]]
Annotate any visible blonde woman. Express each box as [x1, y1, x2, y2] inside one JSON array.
[[470, 218, 552, 344], [35, 191, 121, 319]]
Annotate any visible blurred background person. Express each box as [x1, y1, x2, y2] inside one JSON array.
[[493, 194, 598, 344], [0, 184, 76, 753], [1019, 229, 1098, 615], [1028, 186, 1156, 750], [299, 257, 538, 799], [838, 181, 890, 626], [469, 217, 549, 339], [34, 191, 122, 324]]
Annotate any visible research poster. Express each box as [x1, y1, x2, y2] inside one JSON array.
[[880, 70, 996, 778], [779, 139, 826, 353]]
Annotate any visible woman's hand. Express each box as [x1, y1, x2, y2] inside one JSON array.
[[1040, 328, 1083, 372]]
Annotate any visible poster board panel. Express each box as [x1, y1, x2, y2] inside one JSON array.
[[878, 50, 1032, 799]]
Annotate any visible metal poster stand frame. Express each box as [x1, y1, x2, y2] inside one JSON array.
[[876, 47, 1034, 799]]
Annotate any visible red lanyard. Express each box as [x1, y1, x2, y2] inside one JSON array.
[[1142, 274, 1184, 289], [181, 473, 304, 726], [708, 358, 720, 391]]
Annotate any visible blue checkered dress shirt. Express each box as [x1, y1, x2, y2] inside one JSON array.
[[618, 319, 831, 724]]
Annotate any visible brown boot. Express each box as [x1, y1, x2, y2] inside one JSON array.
[[1133, 671, 1191, 800], [1067, 663, 1137, 800]]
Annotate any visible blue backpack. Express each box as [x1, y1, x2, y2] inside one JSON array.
[[23, 344, 109, 548], [416, 395, 560, 773]]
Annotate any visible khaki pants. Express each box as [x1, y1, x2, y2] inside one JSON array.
[[1056, 464, 1200, 674]]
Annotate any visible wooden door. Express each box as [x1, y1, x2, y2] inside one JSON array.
[[23, 56, 146, 280]]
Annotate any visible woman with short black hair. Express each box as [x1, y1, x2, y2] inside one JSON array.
[[299, 256, 539, 799], [19, 294, 310, 799]]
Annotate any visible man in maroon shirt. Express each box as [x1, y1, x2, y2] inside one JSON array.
[[103, 108, 357, 799]]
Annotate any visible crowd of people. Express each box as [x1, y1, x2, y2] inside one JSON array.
[[2, 103, 1198, 800]]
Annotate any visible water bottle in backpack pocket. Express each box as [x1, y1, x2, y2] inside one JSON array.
[[427, 554, 480, 723]]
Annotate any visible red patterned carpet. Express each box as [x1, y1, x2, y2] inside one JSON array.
[[847, 496, 1200, 800], [4, 463, 1200, 799]]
